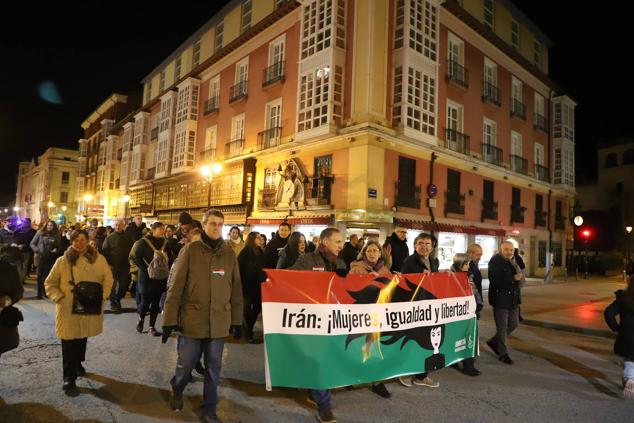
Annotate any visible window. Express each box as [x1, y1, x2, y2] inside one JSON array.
[[552, 242, 562, 266], [392, 66, 403, 126], [173, 129, 196, 170], [231, 114, 245, 141], [448, 33, 464, 65], [265, 99, 282, 130], [215, 20, 224, 51], [483, 118, 497, 146], [403, 67, 436, 135], [235, 58, 249, 84], [511, 18, 520, 49], [160, 97, 173, 131], [511, 131, 522, 156], [159, 70, 166, 93], [536, 194, 543, 211], [396, 0, 437, 60], [533, 39, 541, 67], [483, 0, 494, 30], [623, 150, 634, 165], [396, 156, 418, 208], [204, 125, 217, 154], [241, 0, 252, 32], [534, 143, 544, 166], [175, 56, 182, 81], [394, 0, 405, 49], [192, 40, 201, 69], [483, 58, 497, 85], [266, 36, 285, 83], [145, 81, 152, 104], [447, 169, 460, 196], [446, 101, 463, 132], [475, 235, 496, 269], [60, 192, 68, 203], [61, 171, 70, 184], [483, 180, 494, 203], [512, 187, 521, 206], [298, 68, 330, 131], [511, 77, 522, 103], [301, 0, 345, 58], [605, 153, 618, 168]]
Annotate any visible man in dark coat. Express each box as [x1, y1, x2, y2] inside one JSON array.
[[387, 225, 409, 272], [102, 218, 135, 313], [263, 222, 291, 269], [399, 232, 441, 389], [290, 227, 346, 423], [462, 243, 484, 376], [13, 218, 37, 283], [125, 215, 146, 241], [487, 241, 523, 365], [341, 234, 361, 269]]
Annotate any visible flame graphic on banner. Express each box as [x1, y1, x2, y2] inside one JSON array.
[[362, 274, 400, 362]]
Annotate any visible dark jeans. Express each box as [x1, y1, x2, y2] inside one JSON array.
[[18, 252, 32, 283], [489, 307, 519, 356], [243, 296, 262, 338], [309, 389, 331, 411], [36, 261, 54, 297], [171, 336, 225, 417], [109, 267, 131, 305], [139, 292, 162, 327], [61, 338, 87, 382]]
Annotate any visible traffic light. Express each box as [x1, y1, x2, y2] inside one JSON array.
[[581, 229, 591, 240]]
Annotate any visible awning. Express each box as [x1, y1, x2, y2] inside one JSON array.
[[395, 219, 506, 237], [248, 214, 333, 226]]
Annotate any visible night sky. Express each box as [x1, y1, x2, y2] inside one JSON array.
[[0, 0, 631, 205]]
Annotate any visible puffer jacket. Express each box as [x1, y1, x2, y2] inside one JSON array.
[[163, 235, 243, 339], [44, 249, 113, 340], [605, 289, 634, 360]]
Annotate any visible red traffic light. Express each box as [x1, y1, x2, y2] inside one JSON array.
[[581, 229, 591, 239]]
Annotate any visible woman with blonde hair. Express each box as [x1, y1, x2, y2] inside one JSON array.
[[45, 229, 113, 392]]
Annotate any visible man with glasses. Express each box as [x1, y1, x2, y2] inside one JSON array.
[[399, 232, 440, 389], [387, 225, 409, 272]]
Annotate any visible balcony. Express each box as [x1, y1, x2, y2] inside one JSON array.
[[445, 191, 465, 216], [445, 128, 470, 155], [534, 210, 547, 227], [150, 127, 159, 141], [535, 164, 549, 182], [510, 205, 526, 224], [262, 61, 285, 87], [446, 60, 469, 88], [482, 143, 503, 166], [510, 98, 526, 120], [199, 148, 216, 164], [257, 126, 283, 150], [555, 215, 566, 230], [229, 80, 248, 103], [225, 139, 244, 158], [146, 167, 155, 180], [394, 182, 421, 209], [307, 175, 333, 206], [482, 81, 501, 106], [510, 154, 528, 175], [204, 96, 220, 115], [258, 188, 277, 209], [534, 113, 547, 132], [481, 199, 498, 221]]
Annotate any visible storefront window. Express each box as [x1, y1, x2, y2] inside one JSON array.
[[437, 232, 468, 270], [474, 235, 497, 269]]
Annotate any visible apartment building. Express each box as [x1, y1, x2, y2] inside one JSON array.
[[99, 0, 576, 276]]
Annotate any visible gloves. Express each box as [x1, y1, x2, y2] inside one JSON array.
[[161, 325, 180, 344], [230, 325, 243, 340], [335, 268, 349, 278]]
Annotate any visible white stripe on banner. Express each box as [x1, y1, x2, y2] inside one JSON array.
[[262, 296, 475, 336]]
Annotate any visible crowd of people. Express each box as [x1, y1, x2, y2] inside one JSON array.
[[1, 214, 633, 423]]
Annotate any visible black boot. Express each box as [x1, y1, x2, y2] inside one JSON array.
[[136, 318, 144, 333]]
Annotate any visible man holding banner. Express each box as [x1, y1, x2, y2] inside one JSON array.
[[399, 232, 440, 388], [288, 227, 347, 423]]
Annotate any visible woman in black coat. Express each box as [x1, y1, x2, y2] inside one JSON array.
[[238, 232, 265, 343], [0, 248, 23, 356], [605, 275, 634, 398], [276, 231, 306, 269], [133, 222, 171, 337]]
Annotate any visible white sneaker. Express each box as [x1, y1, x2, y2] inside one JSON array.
[[413, 376, 440, 388], [398, 376, 413, 387], [624, 379, 634, 399]]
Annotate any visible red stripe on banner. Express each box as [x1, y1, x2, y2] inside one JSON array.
[[262, 270, 472, 304]]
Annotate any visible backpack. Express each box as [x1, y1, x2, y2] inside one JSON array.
[[143, 238, 170, 280]]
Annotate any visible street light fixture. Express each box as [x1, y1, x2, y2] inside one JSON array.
[[200, 163, 222, 208], [120, 195, 130, 220], [61, 206, 67, 212], [573, 215, 583, 227]]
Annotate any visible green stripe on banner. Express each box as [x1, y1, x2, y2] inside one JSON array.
[[265, 318, 478, 389]]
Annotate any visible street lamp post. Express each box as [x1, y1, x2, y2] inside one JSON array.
[[573, 216, 583, 280], [120, 195, 130, 221], [626, 226, 633, 262], [13, 206, 19, 217], [83, 194, 93, 222], [582, 229, 591, 280], [200, 163, 222, 208], [47, 201, 55, 222]]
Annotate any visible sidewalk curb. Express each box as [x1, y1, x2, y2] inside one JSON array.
[[521, 319, 616, 339]]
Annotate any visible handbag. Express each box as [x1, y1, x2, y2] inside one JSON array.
[[69, 267, 103, 315]]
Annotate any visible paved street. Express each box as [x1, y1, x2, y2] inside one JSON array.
[[2, 276, 634, 423]]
